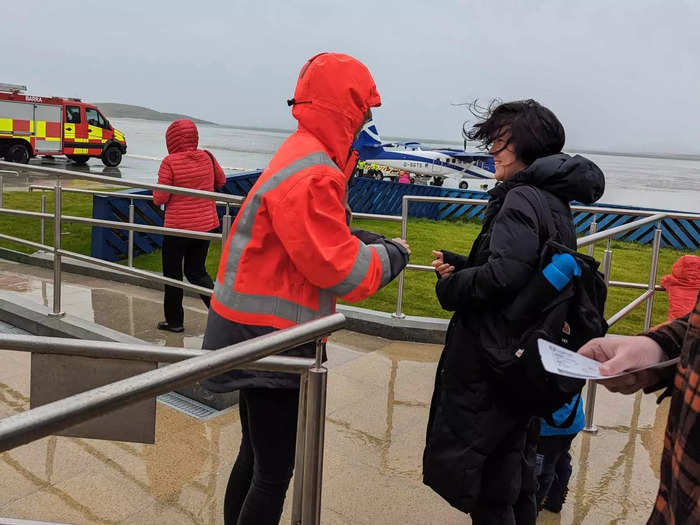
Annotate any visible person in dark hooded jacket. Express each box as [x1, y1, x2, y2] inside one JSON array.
[[423, 99, 605, 525], [201, 53, 410, 525]]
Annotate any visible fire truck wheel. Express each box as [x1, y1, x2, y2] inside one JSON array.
[[5, 143, 31, 164], [101, 146, 122, 167], [68, 155, 89, 165]]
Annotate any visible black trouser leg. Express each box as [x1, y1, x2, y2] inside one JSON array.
[[162, 234, 185, 327], [224, 393, 253, 525], [513, 419, 539, 524], [224, 388, 300, 525], [536, 434, 573, 506], [183, 236, 214, 308]]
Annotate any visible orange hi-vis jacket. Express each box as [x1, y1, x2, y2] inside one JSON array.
[[211, 53, 408, 330]]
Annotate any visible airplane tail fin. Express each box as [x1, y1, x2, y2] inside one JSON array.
[[353, 120, 383, 149]]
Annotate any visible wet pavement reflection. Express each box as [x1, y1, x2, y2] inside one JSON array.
[[0, 260, 670, 524]]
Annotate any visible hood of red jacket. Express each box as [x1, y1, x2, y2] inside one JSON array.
[[291, 53, 381, 176], [662, 254, 700, 286], [166, 119, 199, 154]]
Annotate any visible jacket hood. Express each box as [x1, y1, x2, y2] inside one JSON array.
[[510, 153, 605, 204], [166, 119, 199, 153], [291, 53, 381, 174]]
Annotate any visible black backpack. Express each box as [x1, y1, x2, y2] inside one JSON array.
[[480, 187, 608, 419]]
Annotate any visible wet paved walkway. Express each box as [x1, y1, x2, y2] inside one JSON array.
[[0, 260, 670, 524]]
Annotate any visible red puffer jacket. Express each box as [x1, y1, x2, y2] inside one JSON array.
[[153, 119, 226, 232]]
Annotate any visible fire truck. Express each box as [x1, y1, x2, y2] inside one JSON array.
[[0, 83, 127, 166]]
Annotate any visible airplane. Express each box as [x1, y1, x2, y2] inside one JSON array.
[[353, 121, 495, 188]]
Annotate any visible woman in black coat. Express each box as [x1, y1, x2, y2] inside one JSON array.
[[423, 100, 605, 525]]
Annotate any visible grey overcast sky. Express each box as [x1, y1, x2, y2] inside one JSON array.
[[4, 1, 699, 154]]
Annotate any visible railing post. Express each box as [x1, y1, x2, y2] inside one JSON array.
[[301, 339, 328, 525], [128, 199, 135, 267], [584, 239, 613, 434], [587, 218, 597, 257], [643, 225, 662, 331], [0, 174, 3, 208], [392, 196, 408, 319], [40, 194, 47, 246], [291, 371, 309, 525], [50, 177, 64, 317], [222, 204, 232, 250]]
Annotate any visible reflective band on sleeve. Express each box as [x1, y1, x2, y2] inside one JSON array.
[[369, 243, 392, 287], [325, 242, 371, 296], [214, 151, 337, 324]]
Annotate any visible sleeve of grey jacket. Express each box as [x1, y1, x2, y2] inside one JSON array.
[[350, 227, 385, 245], [369, 238, 410, 286], [350, 229, 410, 287]]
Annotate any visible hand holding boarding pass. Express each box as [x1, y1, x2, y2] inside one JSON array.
[[538, 338, 679, 381]]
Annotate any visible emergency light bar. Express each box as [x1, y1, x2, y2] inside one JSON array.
[[0, 83, 27, 94]]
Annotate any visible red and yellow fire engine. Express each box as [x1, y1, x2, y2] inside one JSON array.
[[0, 83, 127, 166]]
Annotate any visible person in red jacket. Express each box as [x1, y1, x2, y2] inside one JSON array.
[[152, 119, 226, 332], [201, 53, 410, 525]]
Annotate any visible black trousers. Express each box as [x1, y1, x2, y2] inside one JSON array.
[[535, 433, 575, 509], [161, 233, 214, 326], [224, 388, 300, 525]]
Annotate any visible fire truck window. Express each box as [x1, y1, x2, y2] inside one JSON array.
[[66, 106, 81, 124], [96, 111, 108, 128], [86, 109, 99, 127], [86, 108, 110, 129]]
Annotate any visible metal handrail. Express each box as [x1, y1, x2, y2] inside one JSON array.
[[28, 184, 238, 206], [0, 332, 315, 372], [577, 213, 667, 247], [384, 194, 686, 319], [362, 194, 700, 220], [0, 161, 245, 311], [0, 160, 244, 204], [55, 248, 214, 296], [0, 230, 215, 297], [0, 318, 332, 449], [30, 184, 153, 200], [606, 290, 655, 327], [0, 314, 344, 525], [365, 194, 678, 434], [0, 162, 694, 439], [60, 213, 222, 240]]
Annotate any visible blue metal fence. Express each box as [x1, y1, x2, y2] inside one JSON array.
[[91, 172, 699, 261], [90, 171, 262, 261]]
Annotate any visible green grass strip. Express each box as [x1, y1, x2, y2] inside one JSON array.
[[1, 191, 697, 336]]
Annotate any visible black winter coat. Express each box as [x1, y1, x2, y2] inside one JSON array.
[[423, 154, 605, 513]]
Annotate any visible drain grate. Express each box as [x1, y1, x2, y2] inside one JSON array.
[[157, 392, 220, 420]]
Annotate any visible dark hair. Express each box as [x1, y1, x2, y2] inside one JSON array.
[[464, 99, 565, 165]]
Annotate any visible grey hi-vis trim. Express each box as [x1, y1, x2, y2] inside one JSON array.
[[369, 243, 392, 287], [214, 151, 338, 324], [326, 242, 372, 296]]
